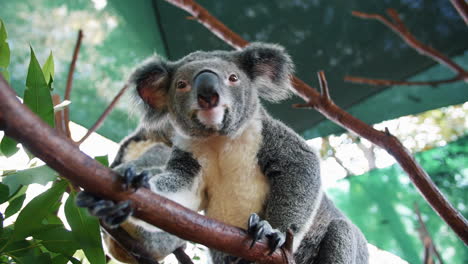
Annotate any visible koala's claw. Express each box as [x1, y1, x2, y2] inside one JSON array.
[[75, 192, 133, 228], [247, 213, 285, 254], [122, 167, 150, 191]]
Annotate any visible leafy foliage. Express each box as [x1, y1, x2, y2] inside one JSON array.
[[0, 20, 106, 264]]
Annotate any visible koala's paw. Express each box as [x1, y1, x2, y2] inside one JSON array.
[[247, 213, 285, 255], [76, 191, 133, 228], [120, 166, 150, 191]]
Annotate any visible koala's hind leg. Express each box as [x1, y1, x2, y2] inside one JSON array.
[[311, 220, 367, 264]]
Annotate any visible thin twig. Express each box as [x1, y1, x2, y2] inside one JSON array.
[[344, 75, 463, 87], [63, 29, 83, 137], [173, 247, 194, 264], [76, 84, 129, 145], [52, 94, 67, 135], [414, 204, 445, 264], [346, 9, 468, 86], [450, 0, 468, 25], [161, 0, 468, 245], [101, 225, 160, 264], [318, 71, 331, 102]]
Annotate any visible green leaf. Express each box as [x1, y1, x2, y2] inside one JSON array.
[[0, 183, 9, 204], [16, 253, 52, 264], [7, 185, 27, 203], [2, 165, 58, 196], [42, 52, 54, 90], [2, 240, 40, 258], [0, 41, 10, 68], [0, 19, 7, 42], [0, 68, 10, 83], [4, 194, 26, 219], [10, 181, 67, 242], [0, 136, 19, 157], [94, 155, 109, 167], [33, 226, 79, 255], [23, 47, 54, 127], [65, 192, 105, 264]]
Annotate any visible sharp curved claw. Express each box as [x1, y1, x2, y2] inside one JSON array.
[[250, 225, 265, 249], [75, 192, 99, 208], [122, 166, 137, 190], [248, 213, 260, 234], [267, 232, 285, 255], [89, 200, 115, 216], [134, 171, 150, 189]]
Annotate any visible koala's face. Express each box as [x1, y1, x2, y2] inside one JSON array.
[[131, 43, 294, 138]]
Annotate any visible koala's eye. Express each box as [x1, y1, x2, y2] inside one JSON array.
[[229, 74, 239, 82], [176, 80, 187, 89]]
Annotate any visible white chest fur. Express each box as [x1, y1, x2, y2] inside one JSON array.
[[185, 120, 270, 229]]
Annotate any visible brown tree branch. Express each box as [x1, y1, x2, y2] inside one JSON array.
[[173, 247, 194, 264], [414, 204, 445, 264], [0, 77, 293, 264], [161, 0, 468, 245], [101, 224, 160, 264], [63, 29, 83, 138], [450, 0, 468, 25], [344, 75, 463, 87], [76, 84, 129, 145], [345, 9, 468, 86]]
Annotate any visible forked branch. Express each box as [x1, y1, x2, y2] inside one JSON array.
[[345, 9, 468, 86], [162, 0, 468, 244]]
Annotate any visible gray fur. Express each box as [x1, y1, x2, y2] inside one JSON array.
[[111, 43, 368, 263]]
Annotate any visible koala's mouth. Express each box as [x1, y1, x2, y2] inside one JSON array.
[[195, 105, 226, 129]]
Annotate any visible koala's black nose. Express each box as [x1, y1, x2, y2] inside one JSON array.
[[193, 71, 220, 109]]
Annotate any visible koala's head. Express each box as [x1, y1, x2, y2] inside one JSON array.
[[130, 43, 294, 138]]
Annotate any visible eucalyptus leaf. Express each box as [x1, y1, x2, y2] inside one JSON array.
[[0, 41, 10, 68], [34, 226, 79, 255], [0, 68, 9, 83], [23, 47, 54, 127], [0, 135, 19, 157], [2, 240, 40, 258], [42, 51, 54, 90], [10, 181, 67, 242], [94, 155, 109, 167], [2, 165, 58, 196], [0, 19, 7, 42], [0, 183, 9, 204], [65, 192, 105, 264], [16, 253, 52, 264], [4, 194, 26, 219]]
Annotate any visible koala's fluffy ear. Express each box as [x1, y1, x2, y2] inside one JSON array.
[[129, 56, 171, 125], [239, 43, 294, 102]]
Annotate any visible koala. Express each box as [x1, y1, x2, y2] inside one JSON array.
[[77, 43, 369, 264]]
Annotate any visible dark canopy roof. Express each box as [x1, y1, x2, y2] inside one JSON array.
[[1, 0, 466, 141], [115, 0, 468, 138]]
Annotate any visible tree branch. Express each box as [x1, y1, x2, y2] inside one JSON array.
[[173, 247, 194, 264], [344, 75, 463, 87], [76, 84, 129, 145], [450, 0, 468, 25], [161, 0, 468, 245], [101, 224, 160, 264], [345, 9, 468, 86], [63, 30, 83, 138], [0, 76, 293, 264], [414, 204, 445, 264]]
